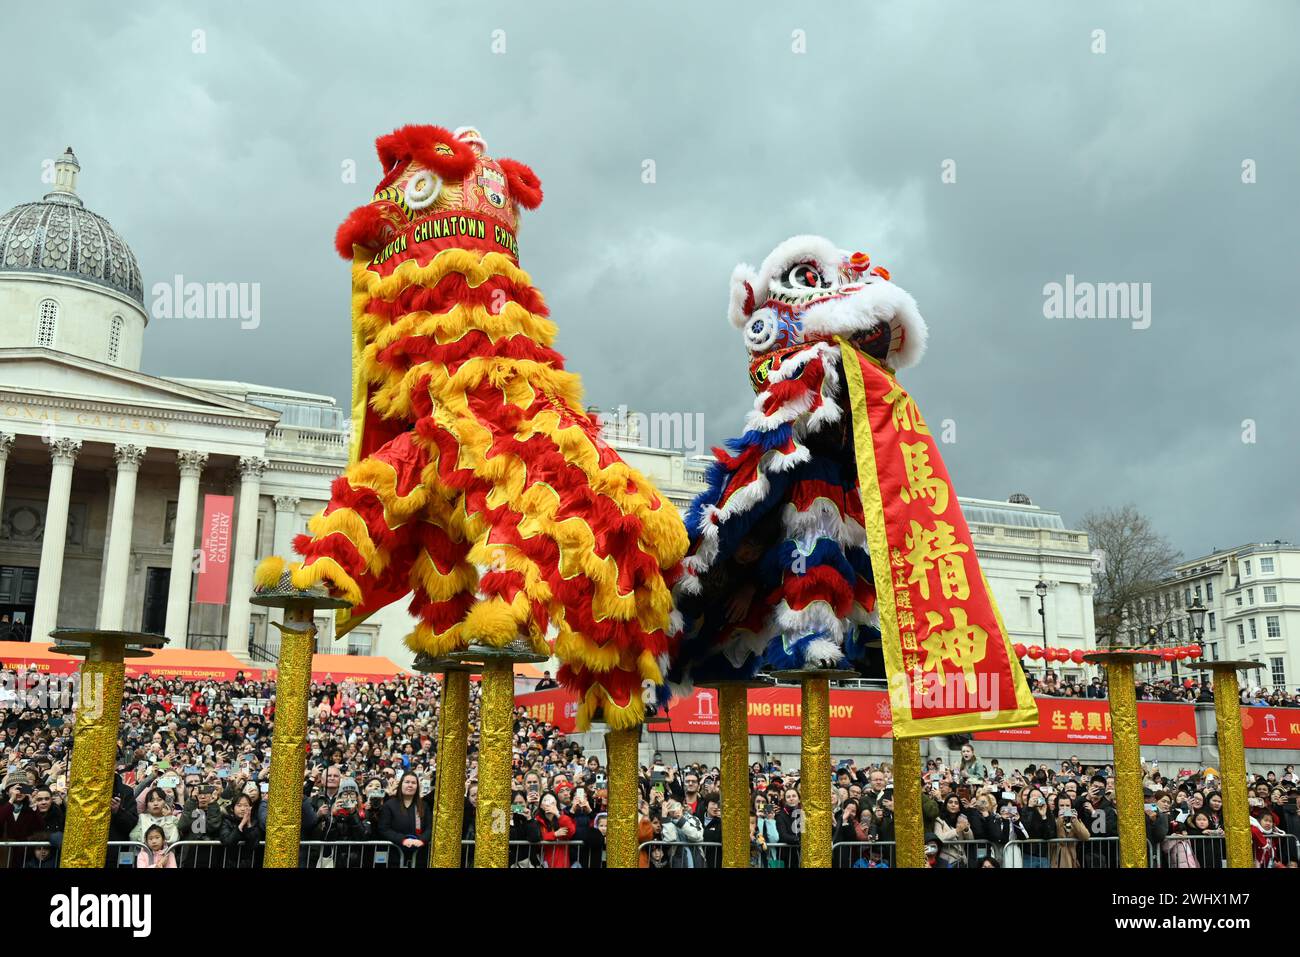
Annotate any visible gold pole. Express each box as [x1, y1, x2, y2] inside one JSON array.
[[891, 735, 924, 868], [718, 683, 750, 868], [263, 611, 314, 868], [1104, 659, 1147, 868], [62, 648, 126, 868], [604, 725, 640, 868], [1211, 665, 1252, 868], [474, 656, 513, 868], [431, 667, 470, 868], [800, 676, 832, 868]]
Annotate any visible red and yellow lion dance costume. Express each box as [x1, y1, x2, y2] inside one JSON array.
[[256, 124, 687, 729]]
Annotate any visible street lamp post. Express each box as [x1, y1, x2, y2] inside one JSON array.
[[1187, 598, 1207, 686], [1035, 580, 1048, 681]]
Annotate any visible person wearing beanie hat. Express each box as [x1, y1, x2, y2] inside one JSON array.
[[0, 769, 42, 866]]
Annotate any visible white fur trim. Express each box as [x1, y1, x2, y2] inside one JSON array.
[[797, 278, 928, 369], [728, 263, 761, 328], [755, 235, 843, 298], [803, 638, 844, 668]]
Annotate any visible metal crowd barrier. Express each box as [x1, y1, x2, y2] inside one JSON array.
[[459, 838, 587, 868], [5, 830, 1293, 869], [0, 840, 148, 868], [828, 838, 996, 868], [1001, 836, 1120, 868]]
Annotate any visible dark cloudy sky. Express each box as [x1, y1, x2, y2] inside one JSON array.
[[2, 1, 1296, 557]]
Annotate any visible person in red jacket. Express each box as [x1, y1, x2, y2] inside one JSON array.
[[535, 791, 577, 869]]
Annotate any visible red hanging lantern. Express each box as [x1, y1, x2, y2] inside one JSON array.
[[1013, 643, 1027, 659], [1027, 645, 1044, 660], [1070, 649, 1086, 664], [1188, 645, 1202, 659]]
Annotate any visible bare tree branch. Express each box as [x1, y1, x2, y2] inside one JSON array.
[[1081, 504, 1182, 648]]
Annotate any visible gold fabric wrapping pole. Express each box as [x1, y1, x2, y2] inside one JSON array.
[[769, 667, 853, 868], [63, 657, 125, 867], [1209, 661, 1264, 868], [1085, 652, 1146, 868], [891, 735, 924, 868], [604, 725, 640, 868], [474, 655, 513, 868], [718, 683, 750, 868], [431, 667, 471, 868], [263, 609, 315, 868], [800, 676, 832, 868], [55, 629, 165, 868], [251, 581, 351, 869]]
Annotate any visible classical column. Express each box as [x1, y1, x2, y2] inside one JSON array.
[[268, 496, 300, 629], [31, 437, 82, 640], [225, 456, 267, 658], [98, 444, 146, 631], [271, 495, 300, 555], [0, 433, 15, 515], [164, 451, 207, 645]]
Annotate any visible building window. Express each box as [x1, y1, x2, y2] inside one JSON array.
[[1208, 612, 1216, 632], [1260, 557, 1275, 573], [1194, 584, 1202, 601], [1206, 581, 1214, 601], [108, 315, 124, 363], [36, 298, 59, 347], [1264, 585, 1278, 603], [1237, 623, 1245, 646], [1272, 657, 1286, 688], [1267, 616, 1281, 638], [1184, 587, 1192, 606], [1244, 560, 1252, 576], [1249, 619, 1258, 641], [1247, 588, 1255, 605], [1210, 643, 1218, 661]]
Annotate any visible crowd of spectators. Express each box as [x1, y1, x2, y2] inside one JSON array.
[[0, 668, 1297, 868], [1025, 667, 1300, 708]]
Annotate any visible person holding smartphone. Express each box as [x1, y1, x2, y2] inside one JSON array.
[[535, 791, 577, 868]]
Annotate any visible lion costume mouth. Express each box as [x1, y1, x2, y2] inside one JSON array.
[[847, 320, 894, 363]]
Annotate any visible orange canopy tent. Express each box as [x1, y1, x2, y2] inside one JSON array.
[[0, 641, 407, 685], [0, 641, 253, 680]]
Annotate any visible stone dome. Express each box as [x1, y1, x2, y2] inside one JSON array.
[[0, 148, 143, 304]]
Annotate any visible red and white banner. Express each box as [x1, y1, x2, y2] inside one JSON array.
[[1241, 707, 1300, 749], [516, 687, 1202, 745], [974, 698, 1198, 746], [194, 494, 234, 604]]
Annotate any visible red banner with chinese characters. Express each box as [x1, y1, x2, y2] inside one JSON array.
[[840, 340, 1037, 737], [974, 698, 1198, 746], [1241, 707, 1300, 749], [194, 494, 234, 604]]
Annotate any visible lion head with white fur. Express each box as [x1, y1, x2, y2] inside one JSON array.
[[728, 235, 927, 388]]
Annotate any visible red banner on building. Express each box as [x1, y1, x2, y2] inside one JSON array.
[[1241, 707, 1300, 749], [974, 698, 1198, 746], [516, 687, 1200, 746], [194, 494, 234, 604], [841, 341, 1037, 737]]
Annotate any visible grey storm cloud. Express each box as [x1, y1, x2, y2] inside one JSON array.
[[1, 0, 1296, 556]]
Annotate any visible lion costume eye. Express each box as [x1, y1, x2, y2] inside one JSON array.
[[784, 262, 828, 290], [404, 170, 442, 210]]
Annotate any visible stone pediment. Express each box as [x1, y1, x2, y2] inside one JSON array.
[[0, 348, 278, 450]]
